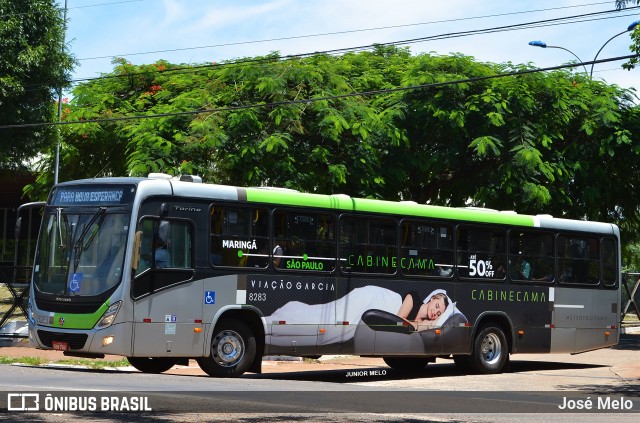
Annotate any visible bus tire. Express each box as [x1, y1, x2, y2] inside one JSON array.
[[383, 357, 430, 372], [469, 324, 509, 374], [197, 318, 256, 377], [127, 357, 177, 374]]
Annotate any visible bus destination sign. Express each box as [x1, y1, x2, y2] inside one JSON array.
[[52, 186, 135, 206]]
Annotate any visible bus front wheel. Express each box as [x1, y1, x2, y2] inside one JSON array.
[[469, 324, 509, 374], [197, 318, 256, 377], [127, 357, 177, 373]]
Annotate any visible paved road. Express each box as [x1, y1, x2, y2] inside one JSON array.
[[0, 334, 638, 422]]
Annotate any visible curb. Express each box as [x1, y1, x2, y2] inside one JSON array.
[[262, 355, 303, 361]]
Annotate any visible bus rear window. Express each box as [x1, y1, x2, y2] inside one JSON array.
[[557, 235, 600, 285]]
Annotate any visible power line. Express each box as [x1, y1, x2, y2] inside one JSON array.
[[2, 54, 636, 131], [22, 6, 640, 95], [21, 9, 640, 113], [77, 3, 636, 61], [377, 10, 640, 47]]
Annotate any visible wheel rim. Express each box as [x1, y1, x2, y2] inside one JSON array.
[[213, 329, 244, 367], [480, 332, 502, 366]]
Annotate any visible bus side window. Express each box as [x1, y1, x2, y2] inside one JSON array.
[[457, 226, 506, 279], [166, 221, 192, 269], [339, 216, 396, 274], [602, 237, 617, 287], [339, 217, 362, 272], [135, 218, 155, 275], [400, 220, 454, 277], [209, 205, 269, 268], [273, 210, 336, 272], [509, 230, 554, 282], [135, 219, 192, 274], [558, 235, 600, 285]]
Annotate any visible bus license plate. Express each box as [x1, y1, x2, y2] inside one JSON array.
[[51, 341, 69, 351]]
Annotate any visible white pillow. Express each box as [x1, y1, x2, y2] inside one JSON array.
[[434, 302, 456, 326]]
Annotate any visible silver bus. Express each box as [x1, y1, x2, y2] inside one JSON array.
[[28, 174, 621, 376]]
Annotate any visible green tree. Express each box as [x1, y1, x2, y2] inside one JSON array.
[[28, 49, 640, 265], [384, 56, 637, 221], [33, 49, 408, 198], [616, 0, 640, 69], [616, 0, 640, 8], [0, 0, 74, 170]]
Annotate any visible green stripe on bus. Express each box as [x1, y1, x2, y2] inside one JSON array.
[[245, 189, 535, 226], [52, 301, 110, 330], [245, 189, 353, 210], [353, 199, 535, 226]]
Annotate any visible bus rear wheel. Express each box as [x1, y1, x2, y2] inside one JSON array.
[[127, 357, 177, 374], [197, 318, 256, 377], [383, 357, 430, 372], [469, 324, 509, 374]]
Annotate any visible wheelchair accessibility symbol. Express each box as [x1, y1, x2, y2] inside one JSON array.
[[68, 273, 83, 293], [204, 291, 215, 305]]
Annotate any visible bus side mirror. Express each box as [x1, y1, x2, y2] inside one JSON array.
[[15, 216, 22, 240], [132, 231, 143, 270], [158, 220, 169, 244]]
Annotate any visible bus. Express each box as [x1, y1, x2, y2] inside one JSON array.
[[27, 174, 621, 376]]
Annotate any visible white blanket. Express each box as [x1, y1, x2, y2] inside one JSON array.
[[265, 286, 403, 344], [266, 286, 402, 325]]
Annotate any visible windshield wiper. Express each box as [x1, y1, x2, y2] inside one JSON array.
[[72, 207, 107, 272], [56, 208, 64, 248]]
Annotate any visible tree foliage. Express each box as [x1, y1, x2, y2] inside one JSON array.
[[26, 47, 640, 265], [616, 0, 640, 8], [0, 0, 74, 170], [616, 0, 640, 70]]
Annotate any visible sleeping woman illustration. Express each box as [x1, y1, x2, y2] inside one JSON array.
[[263, 286, 466, 345], [364, 289, 453, 333]]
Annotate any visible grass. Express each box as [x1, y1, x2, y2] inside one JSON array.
[[622, 313, 640, 326], [0, 355, 130, 369], [0, 356, 45, 366], [0, 283, 28, 320], [57, 357, 131, 369], [0, 285, 13, 316]]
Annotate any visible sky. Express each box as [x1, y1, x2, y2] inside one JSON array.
[[56, 0, 640, 94]]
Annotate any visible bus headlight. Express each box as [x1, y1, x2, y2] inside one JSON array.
[[96, 301, 122, 328]]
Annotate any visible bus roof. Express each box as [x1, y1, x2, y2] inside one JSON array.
[[243, 187, 616, 235], [244, 187, 537, 227]]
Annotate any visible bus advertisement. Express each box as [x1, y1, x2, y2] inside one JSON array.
[[27, 174, 621, 376]]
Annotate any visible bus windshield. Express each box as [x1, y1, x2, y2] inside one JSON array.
[[33, 209, 130, 296]]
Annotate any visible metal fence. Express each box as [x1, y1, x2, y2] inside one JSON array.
[[622, 272, 640, 322], [0, 265, 32, 340]]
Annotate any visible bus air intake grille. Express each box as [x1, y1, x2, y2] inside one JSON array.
[[37, 330, 88, 350]]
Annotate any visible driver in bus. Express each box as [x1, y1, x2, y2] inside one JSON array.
[[152, 234, 169, 268], [138, 233, 169, 271]]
